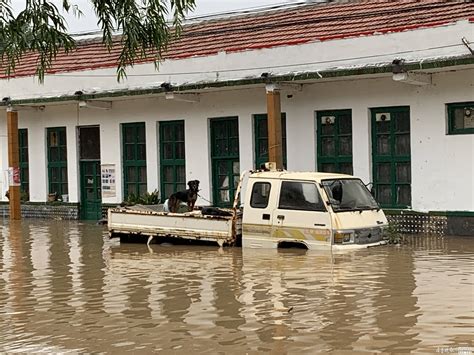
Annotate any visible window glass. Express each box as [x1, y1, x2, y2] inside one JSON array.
[[397, 185, 411, 206], [124, 126, 134, 143], [137, 144, 146, 160], [339, 136, 352, 155], [395, 134, 410, 155], [322, 179, 379, 212], [278, 181, 325, 211], [79, 127, 100, 160], [250, 182, 271, 208], [49, 131, 58, 147], [317, 110, 353, 175], [448, 102, 474, 134], [339, 114, 352, 134], [176, 142, 185, 159]]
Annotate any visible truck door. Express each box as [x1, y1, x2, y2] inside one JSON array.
[[272, 180, 332, 247], [242, 179, 276, 244]]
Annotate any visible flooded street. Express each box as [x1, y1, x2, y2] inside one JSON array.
[[0, 220, 472, 354]]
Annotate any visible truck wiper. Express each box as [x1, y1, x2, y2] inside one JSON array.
[[334, 206, 354, 211]]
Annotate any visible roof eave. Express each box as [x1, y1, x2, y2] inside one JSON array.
[[2, 55, 473, 107]]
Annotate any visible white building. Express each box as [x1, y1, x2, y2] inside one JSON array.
[[1, 0, 473, 234]]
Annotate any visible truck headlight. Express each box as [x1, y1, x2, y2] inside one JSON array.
[[333, 231, 355, 244]]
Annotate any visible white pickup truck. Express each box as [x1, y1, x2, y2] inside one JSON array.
[[108, 168, 388, 250]]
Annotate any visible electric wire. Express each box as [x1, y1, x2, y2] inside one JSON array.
[[68, 0, 453, 38], [68, 0, 313, 38]]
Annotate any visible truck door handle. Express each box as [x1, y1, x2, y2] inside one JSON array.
[[314, 223, 326, 227], [277, 215, 285, 220], [262, 214, 270, 220]]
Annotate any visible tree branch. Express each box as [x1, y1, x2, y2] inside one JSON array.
[[0, 0, 196, 82]]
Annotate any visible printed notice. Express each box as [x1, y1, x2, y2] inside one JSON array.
[[101, 164, 116, 198], [8, 167, 20, 187]]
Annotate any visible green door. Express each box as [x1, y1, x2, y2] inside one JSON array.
[[80, 161, 102, 220], [79, 126, 102, 220], [316, 109, 353, 174], [210, 117, 240, 207], [371, 106, 411, 208]]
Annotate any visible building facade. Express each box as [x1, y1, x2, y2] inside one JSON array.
[[1, 1, 473, 234]]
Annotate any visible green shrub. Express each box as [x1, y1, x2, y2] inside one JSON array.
[[20, 190, 29, 202], [384, 221, 403, 244], [140, 189, 160, 205], [122, 189, 160, 206]]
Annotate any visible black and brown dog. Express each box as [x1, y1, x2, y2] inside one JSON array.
[[168, 180, 200, 213]]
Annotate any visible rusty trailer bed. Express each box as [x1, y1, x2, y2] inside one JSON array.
[[108, 205, 242, 246]]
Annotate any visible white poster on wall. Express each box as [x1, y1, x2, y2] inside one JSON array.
[[101, 164, 116, 198], [8, 167, 20, 186]]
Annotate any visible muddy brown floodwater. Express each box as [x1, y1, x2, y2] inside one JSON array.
[[0, 220, 472, 354]]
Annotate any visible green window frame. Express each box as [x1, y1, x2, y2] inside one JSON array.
[[254, 113, 287, 169], [371, 106, 411, 209], [19, 128, 29, 199], [47, 127, 68, 197], [122, 122, 147, 198], [447, 102, 474, 135], [159, 120, 186, 201], [316, 109, 353, 175], [210, 117, 240, 207]]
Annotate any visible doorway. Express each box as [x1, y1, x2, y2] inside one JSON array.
[[79, 126, 101, 220]]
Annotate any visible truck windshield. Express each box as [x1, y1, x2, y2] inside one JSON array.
[[321, 179, 380, 212]]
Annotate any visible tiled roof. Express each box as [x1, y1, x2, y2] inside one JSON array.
[[2, 0, 474, 79]]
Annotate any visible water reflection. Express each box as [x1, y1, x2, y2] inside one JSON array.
[[0, 221, 472, 353]]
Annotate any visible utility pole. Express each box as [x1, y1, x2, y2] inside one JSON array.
[[266, 83, 284, 170], [7, 108, 21, 220]]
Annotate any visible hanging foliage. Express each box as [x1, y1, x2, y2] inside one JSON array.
[[0, 0, 195, 82]]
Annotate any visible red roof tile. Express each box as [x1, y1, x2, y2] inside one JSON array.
[[2, 0, 473, 79]]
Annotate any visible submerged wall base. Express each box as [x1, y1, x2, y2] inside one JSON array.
[[386, 210, 474, 237], [0, 203, 79, 220]]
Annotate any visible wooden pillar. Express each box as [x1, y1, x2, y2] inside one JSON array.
[[266, 84, 284, 169], [7, 109, 21, 220]]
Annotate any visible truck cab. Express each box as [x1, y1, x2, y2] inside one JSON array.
[[242, 170, 388, 250]]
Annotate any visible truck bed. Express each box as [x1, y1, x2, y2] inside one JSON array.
[[108, 205, 242, 246]]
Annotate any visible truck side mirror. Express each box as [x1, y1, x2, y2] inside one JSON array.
[[365, 181, 375, 197]]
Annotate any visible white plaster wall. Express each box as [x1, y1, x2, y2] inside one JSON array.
[[0, 117, 7, 198], [0, 20, 472, 100], [0, 69, 472, 212], [409, 71, 474, 212]]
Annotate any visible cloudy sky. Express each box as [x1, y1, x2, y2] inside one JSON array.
[[10, 0, 304, 34]]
